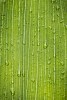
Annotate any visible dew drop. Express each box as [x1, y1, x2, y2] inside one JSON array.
[[31, 78, 35, 83], [49, 81, 52, 84], [5, 61, 9, 66], [44, 91, 47, 95], [61, 71, 65, 75], [14, 15, 16, 17], [42, 24, 44, 27], [18, 96, 21, 100], [43, 43, 48, 49], [46, 66, 48, 69], [22, 73, 25, 77], [57, 13, 59, 17], [49, 57, 51, 60], [3, 91, 7, 97], [34, 33, 36, 37], [11, 42, 13, 46], [65, 25, 67, 29], [64, 83, 67, 85], [48, 26, 52, 30], [1, 14, 5, 17], [3, 0, 6, 3], [45, 26, 47, 29], [6, 47, 9, 51], [17, 40, 20, 44], [63, 95, 65, 99], [10, 87, 15, 96], [60, 61, 64, 66], [23, 41, 26, 45], [6, 26, 9, 29], [48, 74, 51, 78], [11, 80, 14, 84], [52, 18, 55, 22], [48, 60, 51, 65], [32, 41, 34, 46], [56, 5, 60, 10], [32, 52, 34, 56], [37, 42, 40, 46], [41, 15, 43, 19], [30, 9, 32, 13], [59, 35, 62, 38], [53, 29, 56, 34], [60, 76, 64, 80], [17, 66, 21, 77], [60, 20, 63, 23]]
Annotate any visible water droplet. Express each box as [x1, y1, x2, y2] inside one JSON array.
[[34, 33, 36, 37], [43, 43, 48, 49], [37, 48, 39, 53], [60, 61, 64, 66], [57, 13, 59, 17], [32, 52, 34, 56], [60, 77, 64, 80], [14, 15, 16, 17], [63, 95, 65, 99], [37, 41, 40, 46], [22, 73, 25, 77], [42, 24, 44, 27], [59, 35, 62, 38], [48, 26, 52, 30], [30, 8, 32, 13], [53, 29, 56, 34], [38, 28, 40, 32], [48, 60, 51, 65], [11, 42, 13, 46], [56, 5, 60, 10], [1, 14, 5, 16], [45, 26, 47, 29], [64, 83, 67, 85], [48, 74, 51, 78], [17, 40, 20, 44], [65, 25, 67, 29], [11, 80, 14, 84], [6, 47, 9, 51], [31, 78, 35, 83], [44, 91, 47, 95], [3, 91, 7, 97], [17, 66, 21, 77], [49, 81, 52, 84], [52, 0, 56, 3], [18, 96, 21, 100], [61, 71, 65, 75], [6, 26, 9, 29], [41, 16, 43, 19], [60, 20, 63, 23], [23, 41, 26, 45], [32, 41, 34, 46], [10, 87, 15, 96], [49, 57, 51, 60], [3, 0, 6, 3], [46, 66, 48, 69], [52, 18, 55, 22], [5, 61, 9, 66]]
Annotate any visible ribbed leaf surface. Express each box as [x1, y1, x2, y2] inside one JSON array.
[[0, 0, 67, 100]]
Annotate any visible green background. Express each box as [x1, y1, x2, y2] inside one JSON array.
[[0, 0, 67, 100]]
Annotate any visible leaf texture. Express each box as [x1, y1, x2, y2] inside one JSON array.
[[0, 0, 67, 100]]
